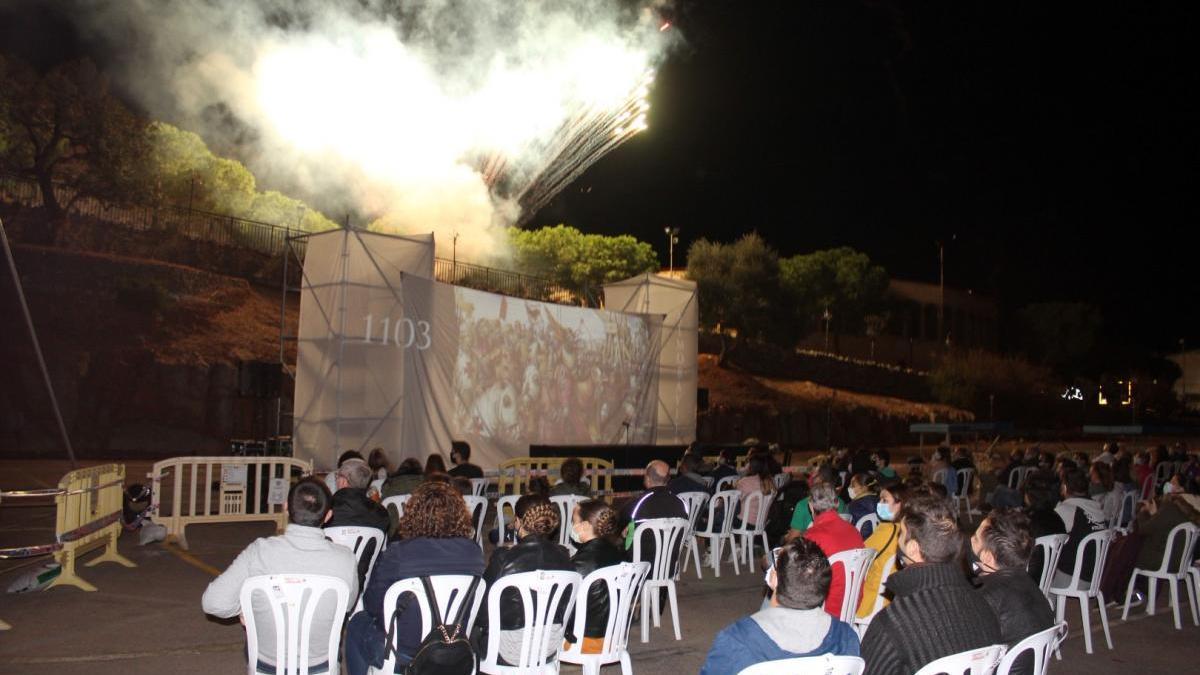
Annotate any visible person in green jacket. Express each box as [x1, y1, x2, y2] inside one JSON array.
[[785, 465, 848, 539]]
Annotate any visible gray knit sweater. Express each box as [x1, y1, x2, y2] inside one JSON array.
[[861, 562, 1002, 675]]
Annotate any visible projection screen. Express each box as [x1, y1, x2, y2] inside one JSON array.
[[293, 230, 664, 471]]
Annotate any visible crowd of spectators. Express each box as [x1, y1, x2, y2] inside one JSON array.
[[200, 439, 1200, 675]]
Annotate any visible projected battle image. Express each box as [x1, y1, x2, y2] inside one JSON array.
[[453, 288, 656, 451]]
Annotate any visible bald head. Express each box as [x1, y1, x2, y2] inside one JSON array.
[[645, 460, 670, 488]]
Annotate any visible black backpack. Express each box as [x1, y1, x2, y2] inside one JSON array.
[[392, 576, 481, 675]]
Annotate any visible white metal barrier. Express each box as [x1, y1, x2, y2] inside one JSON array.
[[149, 456, 312, 550]]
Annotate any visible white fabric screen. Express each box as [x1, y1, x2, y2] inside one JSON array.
[[603, 274, 699, 445], [293, 231, 664, 471]]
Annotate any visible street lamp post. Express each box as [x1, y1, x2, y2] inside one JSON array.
[[664, 227, 680, 273], [823, 307, 833, 352], [936, 235, 955, 346]]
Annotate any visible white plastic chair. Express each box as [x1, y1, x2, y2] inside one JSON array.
[[470, 478, 489, 496], [772, 473, 791, 490], [852, 553, 896, 638], [826, 548, 876, 623], [1139, 473, 1155, 501], [1048, 528, 1116, 654], [953, 468, 977, 521], [700, 476, 715, 489], [692, 490, 741, 577], [632, 517, 691, 643], [737, 654, 866, 675], [369, 574, 486, 675], [1116, 490, 1137, 528], [855, 513, 879, 539], [714, 475, 738, 492], [1030, 534, 1068, 605], [1122, 522, 1200, 629], [912, 644, 1006, 675], [239, 574, 350, 675], [675, 491, 710, 579], [731, 491, 771, 572], [560, 562, 651, 675], [1008, 466, 1035, 490], [1154, 461, 1177, 487], [382, 494, 411, 523], [464, 495, 490, 547], [495, 495, 522, 546], [550, 495, 589, 554], [478, 569, 582, 675], [994, 622, 1066, 675], [323, 526, 386, 611]]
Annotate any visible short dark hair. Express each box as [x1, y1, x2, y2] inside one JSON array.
[[288, 478, 331, 527], [560, 457, 584, 484], [424, 454, 447, 475], [980, 508, 1034, 570], [898, 493, 962, 564], [451, 441, 471, 461], [874, 449, 890, 466], [679, 453, 701, 475], [1023, 471, 1059, 511], [1064, 469, 1089, 496], [337, 450, 364, 467], [774, 538, 832, 610]]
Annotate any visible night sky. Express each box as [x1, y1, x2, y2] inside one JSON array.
[[3, 1, 1197, 355]]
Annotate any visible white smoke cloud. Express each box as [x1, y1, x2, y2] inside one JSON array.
[[61, 0, 677, 262]]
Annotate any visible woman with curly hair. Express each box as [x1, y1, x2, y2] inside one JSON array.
[[565, 500, 624, 654], [344, 481, 484, 675], [476, 493, 575, 665]]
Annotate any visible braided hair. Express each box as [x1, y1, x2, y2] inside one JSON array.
[[576, 499, 619, 539], [515, 494, 560, 537]]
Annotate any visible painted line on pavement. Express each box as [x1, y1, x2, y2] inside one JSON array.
[[164, 542, 221, 577], [5, 641, 244, 664]]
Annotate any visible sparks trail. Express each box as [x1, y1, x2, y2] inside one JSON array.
[[478, 71, 655, 226]]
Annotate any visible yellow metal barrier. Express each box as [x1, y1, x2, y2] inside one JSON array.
[[149, 456, 312, 550], [49, 463, 135, 592], [496, 457, 614, 496]]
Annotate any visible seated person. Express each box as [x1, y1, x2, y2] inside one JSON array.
[[367, 447, 391, 482], [846, 473, 879, 535], [706, 447, 740, 485], [344, 481, 484, 675], [381, 458, 424, 497], [856, 480, 911, 620], [971, 509, 1055, 675], [565, 500, 624, 654], [477, 494, 575, 666], [792, 484, 864, 616], [735, 454, 778, 527], [860, 493, 1001, 675], [202, 479, 358, 674], [551, 457, 591, 497], [786, 466, 848, 536], [620, 460, 687, 555], [1053, 469, 1108, 588], [871, 449, 897, 481], [325, 450, 365, 495], [326, 458, 390, 533], [668, 452, 709, 495], [1021, 472, 1066, 586], [325, 457, 391, 587], [700, 538, 860, 674], [447, 440, 484, 479]]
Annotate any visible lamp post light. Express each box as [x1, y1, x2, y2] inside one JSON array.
[[664, 227, 680, 273], [823, 307, 833, 352]]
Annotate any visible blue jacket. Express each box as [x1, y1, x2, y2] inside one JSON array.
[[700, 612, 860, 675], [362, 537, 484, 659]]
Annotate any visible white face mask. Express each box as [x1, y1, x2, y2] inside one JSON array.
[[569, 523, 584, 544], [1162, 483, 1176, 495], [847, 486, 860, 500]]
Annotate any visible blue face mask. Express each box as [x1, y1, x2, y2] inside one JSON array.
[[877, 502, 895, 521]]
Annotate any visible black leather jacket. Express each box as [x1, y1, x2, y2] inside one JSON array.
[[571, 537, 626, 638], [977, 568, 1055, 652], [480, 534, 574, 630]]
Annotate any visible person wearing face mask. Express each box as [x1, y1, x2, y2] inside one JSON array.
[[846, 473, 879, 536], [859, 494, 1001, 675], [855, 481, 912, 620], [970, 509, 1054, 675], [699, 539, 861, 675], [797, 484, 864, 616], [564, 500, 624, 654]]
